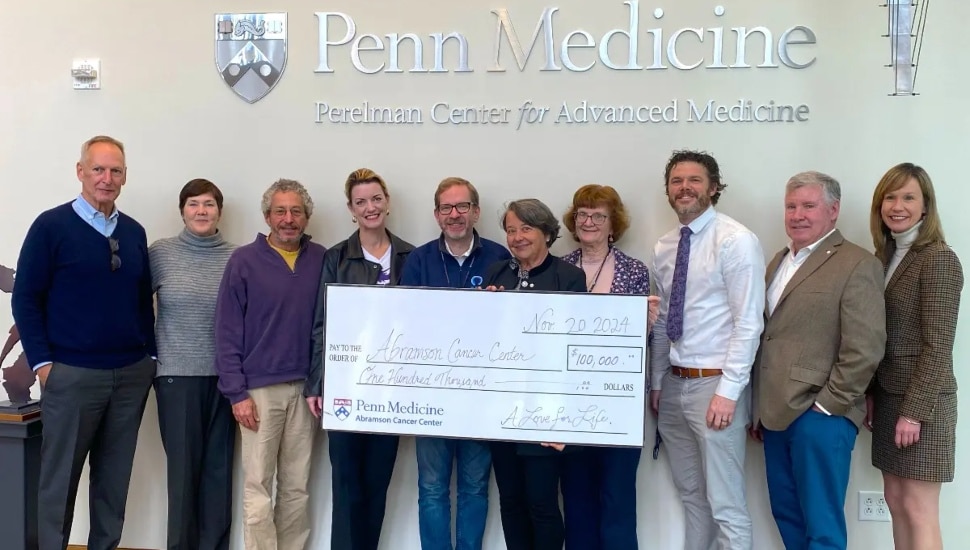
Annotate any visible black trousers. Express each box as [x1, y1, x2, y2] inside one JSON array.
[[521, 454, 567, 550], [38, 357, 155, 550], [492, 442, 591, 550], [490, 441, 534, 550], [155, 376, 235, 550], [328, 431, 400, 550]]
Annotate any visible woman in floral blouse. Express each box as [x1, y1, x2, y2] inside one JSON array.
[[561, 184, 655, 550]]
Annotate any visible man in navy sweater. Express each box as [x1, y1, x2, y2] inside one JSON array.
[[214, 179, 326, 550], [399, 177, 510, 550], [12, 135, 157, 550]]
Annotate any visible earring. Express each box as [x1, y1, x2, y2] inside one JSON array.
[[609, 234, 614, 243], [352, 216, 357, 224], [386, 210, 391, 217]]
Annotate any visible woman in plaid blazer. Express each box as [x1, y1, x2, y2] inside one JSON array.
[[866, 163, 964, 550]]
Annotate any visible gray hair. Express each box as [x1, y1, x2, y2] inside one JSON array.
[[501, 199, 561, 247], [261, 178, 315, 217], [80, 135, 125, 162], [786, 171, 841, 205]]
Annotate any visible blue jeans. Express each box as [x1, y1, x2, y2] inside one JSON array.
[[763, 409, 857, 550], [416, 437, 491, 550]]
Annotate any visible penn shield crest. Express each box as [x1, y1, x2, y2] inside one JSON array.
[[215, 13, 287, 103], [333, 398, 352, 420]]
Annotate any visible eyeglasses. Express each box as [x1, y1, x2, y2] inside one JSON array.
[[108, 237, 121, 271], [437, 202, 475, 215], [574, 211, 609, 225]]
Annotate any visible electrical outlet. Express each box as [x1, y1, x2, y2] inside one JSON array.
[[858, 491, 891, 522]]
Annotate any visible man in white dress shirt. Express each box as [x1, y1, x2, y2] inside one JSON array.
[[650, 150, 766, 550]]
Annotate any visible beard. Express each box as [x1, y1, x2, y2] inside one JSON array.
[[669, 190, 711, 217], [274, 226, 303, 243], [444, 224, 469, 240]]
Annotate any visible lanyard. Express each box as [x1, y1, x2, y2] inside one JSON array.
[[440, 251, 477, 288]]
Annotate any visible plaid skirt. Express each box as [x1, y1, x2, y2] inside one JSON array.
[[871, 384, 958, 483]]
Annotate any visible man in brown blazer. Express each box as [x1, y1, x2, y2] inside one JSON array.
[[751, 171, 886, 550]]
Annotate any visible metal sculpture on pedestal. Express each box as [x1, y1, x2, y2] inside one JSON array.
[[0, 264, 39, 421]]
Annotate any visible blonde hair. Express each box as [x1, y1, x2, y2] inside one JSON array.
[[869, 162, 944, 263], [344, 168, 389, 203]]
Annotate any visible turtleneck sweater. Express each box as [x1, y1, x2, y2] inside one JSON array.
[[886, 220, 922, 287], [149, 228, 237, 376]]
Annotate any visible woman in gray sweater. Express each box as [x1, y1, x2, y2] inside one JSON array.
[[149, 178, 237, 550]]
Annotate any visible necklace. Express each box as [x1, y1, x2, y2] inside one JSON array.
[[581, 251, 608, 264], [579, 247, 612, 292]]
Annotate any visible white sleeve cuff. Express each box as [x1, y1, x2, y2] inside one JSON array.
[[814, 401, 833, 416], [715, 378, 746, 401]]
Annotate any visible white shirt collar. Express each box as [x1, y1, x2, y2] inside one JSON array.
[[787, 227, 836, 261], [445, 239, 472, 261]]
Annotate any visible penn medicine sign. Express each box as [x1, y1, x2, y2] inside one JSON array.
[[313, 1, 817, 74]]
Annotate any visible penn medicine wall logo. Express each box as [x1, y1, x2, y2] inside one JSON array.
[[215, 13, 287, 103], [333, 398, 352, 420]]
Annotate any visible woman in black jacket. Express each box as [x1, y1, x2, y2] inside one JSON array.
[[304, 168, 414, 550], [484, 198, 587, 550]]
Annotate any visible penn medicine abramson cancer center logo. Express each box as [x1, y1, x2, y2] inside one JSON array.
[[333, 398, 352, 420], [215, 13, 287, 103]]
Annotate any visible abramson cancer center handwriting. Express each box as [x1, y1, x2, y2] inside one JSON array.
[[321, 285, 649, 446]]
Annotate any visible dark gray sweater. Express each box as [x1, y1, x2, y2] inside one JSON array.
[[149, 228, 236, 377]]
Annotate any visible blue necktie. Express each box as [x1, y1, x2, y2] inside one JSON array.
[[666, 226, 692, 342]]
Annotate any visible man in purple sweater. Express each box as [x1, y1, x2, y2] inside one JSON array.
[[214, 179, 326, 550]]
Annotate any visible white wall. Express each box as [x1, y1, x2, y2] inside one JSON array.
[[1, 1, 968, 549]]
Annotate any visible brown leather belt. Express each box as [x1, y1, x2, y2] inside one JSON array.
[[671, 366, 723, 379]]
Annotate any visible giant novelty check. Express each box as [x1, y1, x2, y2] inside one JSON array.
[[320, 284, 648, 447]]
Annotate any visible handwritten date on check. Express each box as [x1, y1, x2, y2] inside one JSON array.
[[320, 284, 649, 447]]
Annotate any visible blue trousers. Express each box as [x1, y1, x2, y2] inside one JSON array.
[[763, 409, 858, 550], [416, 437, 491, 550], [561, 446, 641, 550]]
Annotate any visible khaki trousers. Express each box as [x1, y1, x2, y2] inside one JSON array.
[[240, 380, 316, 550]]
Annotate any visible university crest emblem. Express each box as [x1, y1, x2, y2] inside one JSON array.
[[333, 398, 352, 421], [215, 13, 287, 103]]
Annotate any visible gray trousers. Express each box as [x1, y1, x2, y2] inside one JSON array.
[[658, 372, 752, 550], [38, 357, 155, 550]]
